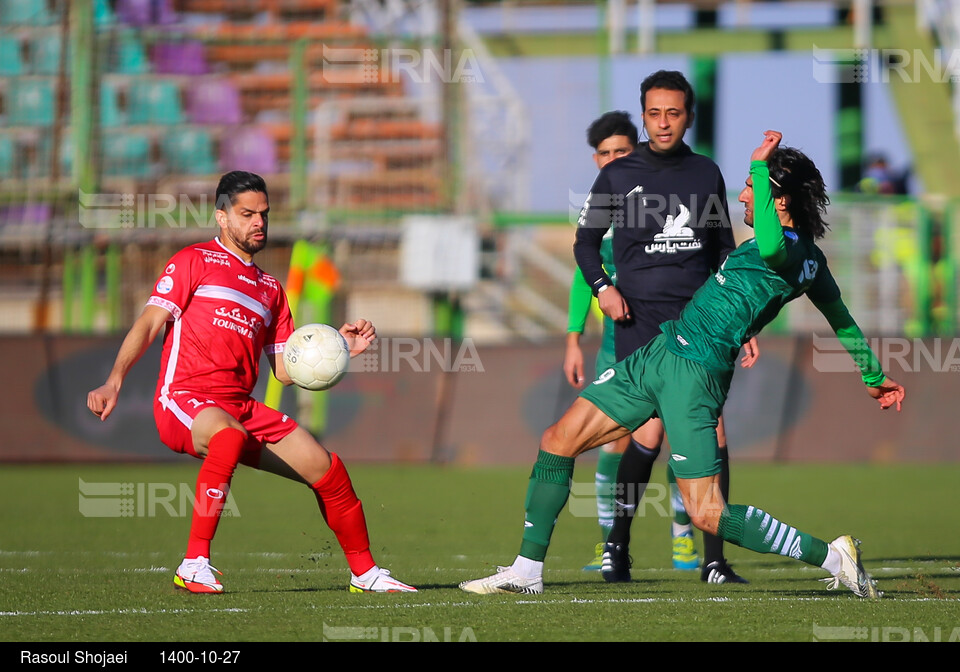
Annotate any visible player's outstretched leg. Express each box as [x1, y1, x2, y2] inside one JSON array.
[[703, 497, 880, 598], [460, 449, 571, 595]]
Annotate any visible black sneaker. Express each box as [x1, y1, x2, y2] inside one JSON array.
[[701, 560, 749, 584], [600, 542, 632, 583]]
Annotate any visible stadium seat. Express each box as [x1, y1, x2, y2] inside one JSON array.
[[111, 29, 150, 74], [0, 35, 24, 76], [94, 0, 115, 26], [102, 132, 152, 177], [219, 126, 279, 175], [127, 79, 183, 125], [8, 79, 55, 126], [152, 40, 208, 76], [185, 79, 242, 125], [0, 0, 54, 25], [116, 0, 177, 26], [100, 80, 124, 128], [161, 127, 217, 175], [29, 32, 65, 76], [0, 136, 16, 179]]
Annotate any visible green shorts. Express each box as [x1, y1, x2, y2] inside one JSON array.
[[580, 333, 733, 479]]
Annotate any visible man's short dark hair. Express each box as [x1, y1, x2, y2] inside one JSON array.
[[216, 171, 268, 211], [640, 70, 696, 115], [587, 111, 639, 150]]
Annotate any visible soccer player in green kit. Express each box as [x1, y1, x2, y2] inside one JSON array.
[[460, 130, 904, 597], [564, 111, 636, 571]]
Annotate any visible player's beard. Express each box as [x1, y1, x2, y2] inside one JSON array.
[[233, 231, 267, 256]]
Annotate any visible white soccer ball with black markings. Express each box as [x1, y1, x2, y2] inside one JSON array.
[[283, 323, 350, 391]]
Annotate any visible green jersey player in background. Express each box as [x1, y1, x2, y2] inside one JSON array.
[[564, 111, 635, 571], [460, 130, 904, 598]]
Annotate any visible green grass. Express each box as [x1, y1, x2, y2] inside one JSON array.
[[2, 462, 959, 644]]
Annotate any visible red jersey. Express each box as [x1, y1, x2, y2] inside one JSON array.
[[147, 238, 294, 403]]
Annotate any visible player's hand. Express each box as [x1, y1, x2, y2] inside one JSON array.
[[867, 376, 905, 411], [340, 319, 377, 357], [750, 130, 782, 163], [563, 338, 586, 388], [598, 286, 631, 322], [740, 336, 760, 368], [87, 382, 120, 422]]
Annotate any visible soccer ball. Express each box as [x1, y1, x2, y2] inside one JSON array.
[[282, 323, 351, 391]]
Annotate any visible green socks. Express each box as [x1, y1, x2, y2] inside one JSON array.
[[595, 449, 623, 541], [718, 504, 829, 567], [519, 450, 575, 562]]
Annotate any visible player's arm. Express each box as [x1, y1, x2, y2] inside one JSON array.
[[750, 132, 788, 269], [573, 171, 615, 294], [564, 267, 593, 388], [811, 296, 905, 411], [86, 304, 170, 421]]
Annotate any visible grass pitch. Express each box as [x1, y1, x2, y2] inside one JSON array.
[[2, 461, 959, 645]]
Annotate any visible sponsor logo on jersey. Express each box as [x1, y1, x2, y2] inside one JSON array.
[[165, 263, 176, 274], [676, 334, 689, 346], [593, 368, 616, 385], [205, 488, 225, 500], [214, 306, 263, 334], [156, 276, 174, 294], [524, 520, 533, 528], [671, 454, 687, 461], [258, 272, 278, 289], [626, 184, 646, 206], [645, 203, 703, 255], [237, 274, 257, 287], [200, 249, 231, 267], [785, 230, 799, 241]]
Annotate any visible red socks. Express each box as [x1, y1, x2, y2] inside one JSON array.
[[311, 453, 375, 576], [186, 427, 248, 560]]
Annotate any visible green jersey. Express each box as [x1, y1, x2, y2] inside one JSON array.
[[661, 161, 885, 385], [567, 230, 615, 333]]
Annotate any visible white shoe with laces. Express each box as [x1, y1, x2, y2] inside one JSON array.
[[459, 566, 544, 595], [174, 556, 223, 594], [821, 535, 881, 599], [349, 567, 417, 593]]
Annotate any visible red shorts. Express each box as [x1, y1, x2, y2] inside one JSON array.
[[154, 391, 299, 459]]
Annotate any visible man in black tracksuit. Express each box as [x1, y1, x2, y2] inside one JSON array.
[[574, 70, 754, 585]]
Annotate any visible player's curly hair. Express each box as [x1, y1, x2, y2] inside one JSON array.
[[216, 171, 268, 210], [767, 147, 830, 239], [587, 111, 639, 150]]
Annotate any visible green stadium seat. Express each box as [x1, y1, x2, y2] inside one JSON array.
[[0, 136, 16, 178], [8, 79, 55, 126], [127, 79, 183, 125], [112, 29, 150, 74], [0, 0, 55, 25], [100, 80, 124, 127], [29, 32, 65, 75], [161, 127, 217, 175], [0, 35, 24, 76], [95, 0, 115, 26], [102, 132, 152, 177]]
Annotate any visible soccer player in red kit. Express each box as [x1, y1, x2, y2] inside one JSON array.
[[87, 171, 416, 594]]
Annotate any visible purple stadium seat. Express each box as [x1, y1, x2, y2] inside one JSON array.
[[152, 41, 208, 76], [186, 79, 242, 124], [116, 0, 176, 26], [0, 202, 52, 226], [220, 126, 279, 175]]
